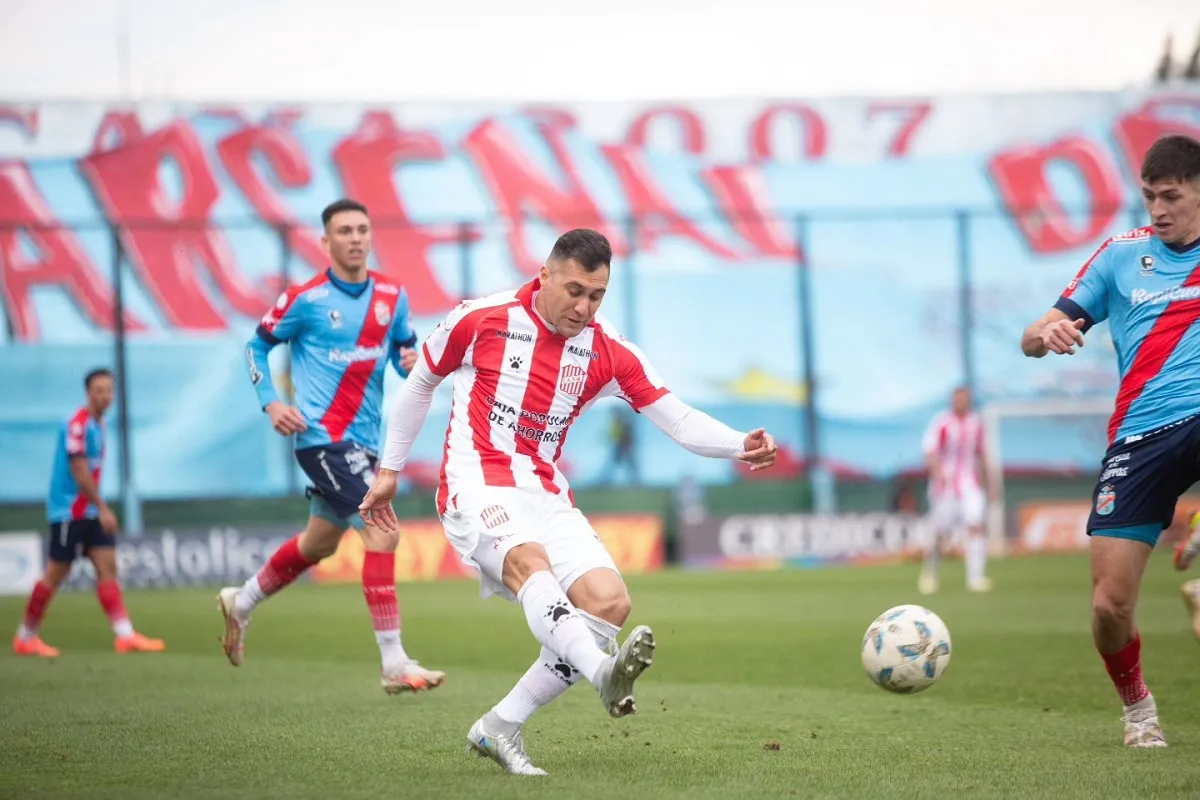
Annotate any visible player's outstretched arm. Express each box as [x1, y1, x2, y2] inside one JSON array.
[[639, 394, 778, 471], [359, 356, 445, 532], [1021, 308, 1086, 358]]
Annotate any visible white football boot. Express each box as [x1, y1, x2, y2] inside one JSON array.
[[1173, 511, 1200, 571], [381, 662, 445, 694], [216, 587, 250, 667], [595, 624, 656, 718], [1123, 695, 1167, 748], [467, 717, 547, 776]]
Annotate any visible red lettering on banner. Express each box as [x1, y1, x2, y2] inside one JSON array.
[[749, 104, 828, 162], [0, 106, 39, 139], [216, 125, 327, 276], [602, 144, 739, 258], [1112, 97, 1200, 184], [0, 162, 139, 340], [91, 111, 143, 154], [522, 107, 579, 130], [866, 101, 933, 157], [702, 165, 798, 259], [79, 121, 267, 330], [988, 136, 1124, 254], [331, 124, 465, 315], [463, 118, 620, 274], [624, 107, 706, 154]]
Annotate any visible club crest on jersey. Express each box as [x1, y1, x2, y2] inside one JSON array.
[[328, 309, 343, 329], [1096, 485, 1116, 516], [373, 300, 392, 327], [1139, 255, 1154, 276], [559, 364, 587, 396]]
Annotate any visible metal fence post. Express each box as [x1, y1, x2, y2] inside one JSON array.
[[956, 211, 976, 394], [795, 215, 834, 513], [110, 223, 142, 536]]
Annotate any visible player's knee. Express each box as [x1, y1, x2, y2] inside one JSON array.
[[1092, 589, 1134, 631], [591, 590, 631, 627]]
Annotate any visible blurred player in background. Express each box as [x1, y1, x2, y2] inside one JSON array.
[[918, 385, 993, 595], [359, 229, 778, 776], [1170, 511, 1200, 640], [1021, 134, 1200, 748], [218, 199, 443, 694], [12, 368, 165, 657]]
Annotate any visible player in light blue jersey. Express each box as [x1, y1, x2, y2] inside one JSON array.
[[13, 368, 164, 657], [1022, 134, 1200, 748], [217, 199, 444, 694]]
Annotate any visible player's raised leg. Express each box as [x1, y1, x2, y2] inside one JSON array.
[[1091, 533, 1165, 748], [217, 515, 335, 666], [356, 516, 444, 693], [89, 541, 164, 652], [12, 538, 73, 657]]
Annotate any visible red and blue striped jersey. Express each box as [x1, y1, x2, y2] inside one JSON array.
[[246, 268, 417, 453], [1056, 226, 1200, 444], [46, 407, 105, 523]]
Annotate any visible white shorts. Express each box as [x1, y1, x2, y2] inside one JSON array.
[[929, 485, 986, 534], [439, 486, 620, 601]]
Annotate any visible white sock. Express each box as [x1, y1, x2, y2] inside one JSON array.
[[516, 571, 608, 686], [966, 535, 987, 583], [377, 630, 409, 674], [112, 618, 134, 638], [16, 623, 34, 640], [234, 576, 266, 617], [492, 610, 622, 726], [922, 535, 942, 578]]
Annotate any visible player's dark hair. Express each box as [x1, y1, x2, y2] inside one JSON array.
[[84, 368, 113, 389], [321, 198, 369, 228], [548, 229, 612, 272], [1141, 135, 1200, 185]]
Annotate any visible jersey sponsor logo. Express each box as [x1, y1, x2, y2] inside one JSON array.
[[496, 329, 534, 343], [1130, 285, 1200, 306], [374, 283, 400, 296], [304, 287, 329, 302], [373, 300, 392, 327], [327, 344, 388, 364], [567, 344, 598, 360], [1112, 227, 1152, 242], [559, 364, 587, 397]]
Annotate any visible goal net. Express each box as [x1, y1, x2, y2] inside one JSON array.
[[980, 397, 1115, 556]]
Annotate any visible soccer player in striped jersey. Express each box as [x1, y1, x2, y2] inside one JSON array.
[[1022, 134, 1200, 748], [217, 199, 443, 694], [918, 386, 993, 595], [12, 368, 165, 656], [358, 229, 779, 775]]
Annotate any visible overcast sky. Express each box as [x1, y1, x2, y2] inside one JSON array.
[[1, 0, 1198, 102]]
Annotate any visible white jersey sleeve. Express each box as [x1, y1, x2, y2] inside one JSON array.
[[640, 394, 746, 458]]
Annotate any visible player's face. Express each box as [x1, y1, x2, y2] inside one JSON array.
[[1142, 178, 1200, 245], [322, 210, 371, 272], [538, 259, 609, 338], [87, 376, 114, 417], [951, 388, 971, 415]]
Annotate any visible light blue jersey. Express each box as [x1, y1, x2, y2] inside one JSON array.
[[46, 407, 104, 523], [246, 268, 417, 452], [1056, 226, 1200, 444]]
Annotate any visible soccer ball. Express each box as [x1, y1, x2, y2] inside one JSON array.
[[860, 604, 952, 694]]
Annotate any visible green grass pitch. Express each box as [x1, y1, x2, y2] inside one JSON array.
[[2, 553, 1199, 799]]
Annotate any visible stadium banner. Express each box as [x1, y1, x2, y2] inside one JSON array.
[[0, 531, 45, 596], [310, 513, 666, 584], [678, 512, 928, 570], [59, 525, 297, 590], [1014, 499, 1200, 554]]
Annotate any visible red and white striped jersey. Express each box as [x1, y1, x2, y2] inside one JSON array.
[[422, 278, 669, 513], [921, 410, 984, 497]]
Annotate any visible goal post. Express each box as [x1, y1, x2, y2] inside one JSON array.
[[980, 397, 1115, 557]]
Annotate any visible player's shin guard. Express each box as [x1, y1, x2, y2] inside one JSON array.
[[96, 580, 134, 638], [516, 571, 608, 685], [235, 534, 316, 616], [17, 580, 55, 639], [362, 550, 408, 672], [1100, 633, 1150, 706], [491, 610, 621, 727]]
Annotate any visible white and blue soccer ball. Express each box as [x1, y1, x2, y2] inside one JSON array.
[[860, 604, 952, 694]]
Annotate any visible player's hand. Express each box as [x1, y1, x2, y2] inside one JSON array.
[[359, 469, 400, 533], [399, 346, 418, 374], [265, 401, 308, 436], [737, 428, 777, 471], [99, 505, 119, 535], [1041, 317, 1086, 355]]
